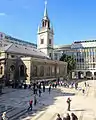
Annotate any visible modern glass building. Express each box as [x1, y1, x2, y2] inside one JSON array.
[[53, 40, 96, 79], [71, 40, 96, 79]]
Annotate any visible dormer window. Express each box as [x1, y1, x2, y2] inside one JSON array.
[[41, 39, 44, 44]]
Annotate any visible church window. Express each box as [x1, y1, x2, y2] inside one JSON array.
[[41, 39, 44, 44], [48, 21, 50, 28], [32, 65, 37, 76], [10, 65, 15, 72], [0, 66, 3, 74], [11, 55, 15, 58], [40, 66, 44, 76], [20, 65, 24, 77], [49, 39, 51, 44]]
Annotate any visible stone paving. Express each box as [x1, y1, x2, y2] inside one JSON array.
[[0, 80, 96, 120]]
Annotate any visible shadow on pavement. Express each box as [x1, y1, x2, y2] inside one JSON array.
[[71, 109, 86, 112], [0, 87, 76, 120], [20, 87, 76, 119]]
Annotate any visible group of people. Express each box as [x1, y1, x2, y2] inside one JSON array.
[[56, 113, 78, 120], [27, 82, 54, 111]]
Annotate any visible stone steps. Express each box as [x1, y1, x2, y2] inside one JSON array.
[[7, 108, 27, 120], [0, 105, 14, 115]]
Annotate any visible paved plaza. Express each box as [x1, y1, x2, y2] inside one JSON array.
[[0, 80, 96, 120]]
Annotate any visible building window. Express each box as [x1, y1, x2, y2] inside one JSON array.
[[32, 65, 37, 76], [11, 55, 15, 58], [20, 65, 24, 77], [93, 64, 95, 68], [54, 53, 57, 60], [47, 66, 50, 76], [49, 39, 51, 44], [40, 66, 44, 76], [49, 53, 52, 58], [0, 66, 3, 74], [41, 39, 44, 44], [10, 65, 15, 72]]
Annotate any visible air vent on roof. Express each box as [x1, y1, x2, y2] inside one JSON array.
[[25, 47, 27, 49], [15, 45, 18, 47]]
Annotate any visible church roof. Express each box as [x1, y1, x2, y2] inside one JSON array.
[[0, 42, 50, 59]]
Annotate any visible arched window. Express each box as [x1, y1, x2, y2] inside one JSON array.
[[10, 65, 15, 72], [32, 65, 37, 77], [20, 65, 24, 77], [46, 66, 50, 76], [0, 66, 3, 74], [40, 66, 44, 76]]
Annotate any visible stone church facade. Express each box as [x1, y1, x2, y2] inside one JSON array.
[[0, 42, 67, 86], [0, 2, 67, 86]]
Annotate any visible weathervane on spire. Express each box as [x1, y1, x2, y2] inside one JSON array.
[[44, 0, 48, 17], [45, 0, 47, 7]]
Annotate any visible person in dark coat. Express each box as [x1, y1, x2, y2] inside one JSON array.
[[67, 98, 71, 111], [66, 113, 70, 120], [56, 114, 62, 120], [49, 85, 51, 94], [84, 82, 86, 87], [39, 89, 41, 97], [28, 100, 33, 111], [34, 95, 37, 106], [43, 85, 45, 92], [71, 113, 78, 120]]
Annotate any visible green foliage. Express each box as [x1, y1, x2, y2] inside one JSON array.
[[60, 54, 76, 74]]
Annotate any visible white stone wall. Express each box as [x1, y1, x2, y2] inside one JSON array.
[[37, 28, 54, 58]]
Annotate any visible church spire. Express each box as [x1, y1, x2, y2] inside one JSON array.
[[41, 0, 50, 28], [44, 0, 48, 18]]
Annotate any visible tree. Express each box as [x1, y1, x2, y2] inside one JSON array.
[[60, 54, 76, 78]]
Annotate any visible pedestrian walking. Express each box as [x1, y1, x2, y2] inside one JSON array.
[[63, 117, 66, 120], [66, 97, 71, 111], [84, 82, 86, 87], [49, 85, 51, 94], [1, 112, 8, 120], [34, 95, 37, 106], [55, 82, 57, 88], [28, 100, 33, 111], [66, 113, 70, 120], [39, 89, 41, 97], [71, 113, 78, 120], [82, 89, 85, 94], [43, 85, 45, 92], [56, 114, 62, 120], [52, 83, 55, 88]]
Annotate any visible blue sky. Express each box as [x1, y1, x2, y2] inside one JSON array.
[[0, 0, 96, 45]]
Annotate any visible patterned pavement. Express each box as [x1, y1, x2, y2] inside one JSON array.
[[0, 80, 96, 120]]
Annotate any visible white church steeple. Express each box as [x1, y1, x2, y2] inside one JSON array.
[[44, 1, 48, 18], [37, 1, 54, 59]]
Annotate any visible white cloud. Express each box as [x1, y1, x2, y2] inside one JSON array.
[[0, 13, 6, 16]]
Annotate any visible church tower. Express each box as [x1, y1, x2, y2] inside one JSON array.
[[37, 1, 54, 59]]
